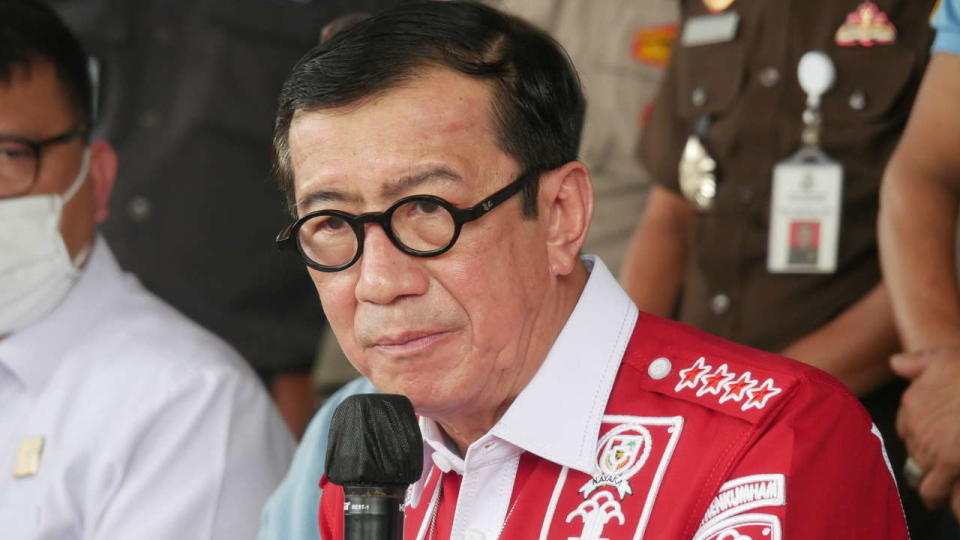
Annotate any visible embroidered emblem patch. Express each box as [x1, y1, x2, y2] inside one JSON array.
[[699, 474, 787, 529], [631, 24, 678, 68], [540, 416, 684, 540], [693, 513, 782, 540], [676, 359, 783, 411], [835, 2, 897, 47], [580, 424, 653, 498], [566, 491, 626, 540]]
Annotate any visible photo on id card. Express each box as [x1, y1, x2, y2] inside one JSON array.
[[767, 159, 842, 274]]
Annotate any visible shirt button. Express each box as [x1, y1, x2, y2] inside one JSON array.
[[848, 90, 867, 111], [432, 453, 453, 473], [138, 110, 161, 130], [128, 196, 152, 222], [710, 293, 731, 315], [463, 530, 485, 540], [758, 67, 780, 87], [648, 357, 672, 380], [691, 87, 708, 107]]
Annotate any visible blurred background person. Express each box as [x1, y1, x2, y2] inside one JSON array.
[[620, 0, 940, 536], [880, 0, 960, 533], [0, 2, 293, 537], [491, 0, 676, 273], [49, 0, 400, 438]]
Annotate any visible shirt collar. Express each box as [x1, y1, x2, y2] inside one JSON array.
[[0, 236, 121, 392], [419, 256, 638, 476]]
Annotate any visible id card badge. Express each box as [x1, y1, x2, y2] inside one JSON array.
[[767, 148, 843, 274]]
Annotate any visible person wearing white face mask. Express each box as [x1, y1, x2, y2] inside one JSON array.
[[0, 2, 294, 539], [0, 146, 91, 334]]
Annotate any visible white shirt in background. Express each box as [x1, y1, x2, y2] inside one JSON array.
[[0, 237, 295, 540]]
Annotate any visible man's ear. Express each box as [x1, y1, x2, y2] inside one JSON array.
[[88, 140, 117, 223], [537, 161, 594, 276]]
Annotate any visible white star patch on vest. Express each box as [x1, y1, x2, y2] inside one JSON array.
[[675, 359, 784, 412], [675, 357, 712, 392]]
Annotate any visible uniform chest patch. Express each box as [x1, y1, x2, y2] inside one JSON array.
[[631, 25, 678, 68], [699, 474, 786, 527], [835, 1, 897, 46], [693, 513, 782, 540], [675, 358, 783, 411], [693, 474, 786, 540], [537, 415, 683, 540]]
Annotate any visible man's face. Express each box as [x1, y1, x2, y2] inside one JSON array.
[[0, 60, 97, 259], [288, 68, 554, 418]]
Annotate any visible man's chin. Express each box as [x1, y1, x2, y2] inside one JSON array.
[[369, 376, 458, 413]]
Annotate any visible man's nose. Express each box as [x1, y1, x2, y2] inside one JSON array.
[[355, 224, 430, 305]]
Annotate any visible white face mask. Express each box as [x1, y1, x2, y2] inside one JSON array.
[[0, 149, 92, 335]]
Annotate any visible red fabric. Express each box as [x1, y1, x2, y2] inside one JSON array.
[[417, 469, 460, 540], [320, 313, 908, 539]]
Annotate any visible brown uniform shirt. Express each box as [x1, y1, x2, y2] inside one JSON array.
[[641, 0, 934, 352]]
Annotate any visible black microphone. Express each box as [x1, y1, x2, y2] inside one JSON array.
[[326, 394, 423, 540]]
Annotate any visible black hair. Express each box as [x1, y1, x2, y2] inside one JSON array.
[[0, 0, 93, 132], [274, 0, 586, 217]]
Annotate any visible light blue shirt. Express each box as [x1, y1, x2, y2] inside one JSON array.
[[258, 376, 378, 540], [933, 0, 960, 54]]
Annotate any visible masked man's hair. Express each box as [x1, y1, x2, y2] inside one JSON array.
[[0, 0, 93, 133]]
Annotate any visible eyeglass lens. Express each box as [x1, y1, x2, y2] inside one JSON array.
[[0, 140, 38, 197], [297, 199, 458, 268]]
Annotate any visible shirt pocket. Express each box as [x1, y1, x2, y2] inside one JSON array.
[[820, 45, 920, 127], [674, 41, 746, 121], [818, 45, 921, 208]]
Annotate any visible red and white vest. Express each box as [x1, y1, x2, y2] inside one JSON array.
[[321, 313, 907, 539]]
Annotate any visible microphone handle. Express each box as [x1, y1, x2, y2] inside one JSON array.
[[343, 485, 406, 540]]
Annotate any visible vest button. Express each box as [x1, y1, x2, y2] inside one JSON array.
[[648, 357, 673, 380]]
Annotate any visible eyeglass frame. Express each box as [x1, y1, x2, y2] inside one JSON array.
[[0, 127, 87, 198], [276, 168, 539, 272]]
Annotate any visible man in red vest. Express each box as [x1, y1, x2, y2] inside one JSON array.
[[271, 2, 907, 538]]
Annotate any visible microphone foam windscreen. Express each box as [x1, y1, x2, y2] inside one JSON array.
[[326, 393, 424, 487]]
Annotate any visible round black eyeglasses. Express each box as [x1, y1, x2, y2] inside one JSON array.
[[276, 170, 537, 272]]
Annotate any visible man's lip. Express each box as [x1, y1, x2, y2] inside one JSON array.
[[370, 330, 452, 351]]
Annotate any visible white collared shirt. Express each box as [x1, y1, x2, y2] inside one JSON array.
[[0, 238, 295, 540], [415, 256, 638, 540]]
